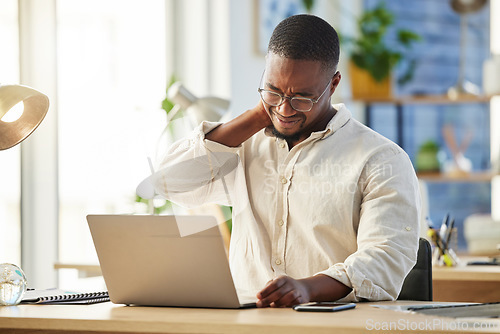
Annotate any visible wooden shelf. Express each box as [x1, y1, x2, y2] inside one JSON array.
[[352, 93, 497, 148], [352, 94, 495, 105], [417, 171, 498, 183]]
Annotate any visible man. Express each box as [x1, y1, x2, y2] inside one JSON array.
[[154, 14, 420, 307]]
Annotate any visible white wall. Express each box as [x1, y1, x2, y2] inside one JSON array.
[[228, 0, 364, 119], [168, 0, 231, 102], [227, 0, 265, 116]]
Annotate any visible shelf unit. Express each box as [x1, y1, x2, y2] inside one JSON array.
[[356, 94, 493, 149], [417, 171, 497, 183], [354, 94, 496, 182], [355, 94, 500, 254]]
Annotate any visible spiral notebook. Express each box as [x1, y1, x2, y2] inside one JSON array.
[[22, 289, 110, 305]]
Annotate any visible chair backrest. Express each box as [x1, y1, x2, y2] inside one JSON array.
[[398, 237, 433, 301]]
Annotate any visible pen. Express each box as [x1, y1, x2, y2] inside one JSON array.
[[444, 217, 455, 250], [439, 213, 450, 241], [425, 216, 433, 229], [442, 216, 459, 265], [427, 228, 443, 256]]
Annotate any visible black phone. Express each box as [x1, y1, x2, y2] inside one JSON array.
[[292, 302, 356, 312]]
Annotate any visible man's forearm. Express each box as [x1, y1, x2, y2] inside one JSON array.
[[302, 274, 352, 302], [205, 103, 271, 147], [256, 274, 352, 307]]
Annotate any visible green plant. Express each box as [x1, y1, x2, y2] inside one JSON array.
[[342, 2, 421, 83], [161, 74, 178, 117], [416, 140, 441, 172], [135, 194, 172, 215], [419, 140, 440, 153], [302, 0, 314, 12]]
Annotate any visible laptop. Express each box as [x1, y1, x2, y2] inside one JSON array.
[[87, 214, 256, 308]]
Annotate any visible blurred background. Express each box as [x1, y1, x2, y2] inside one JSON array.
[[1, 0, 499, 290]]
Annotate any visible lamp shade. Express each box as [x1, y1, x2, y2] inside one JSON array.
[[167, 82, 229, 125], [451, 0, 487, 14], [0, 85, 49, 150]]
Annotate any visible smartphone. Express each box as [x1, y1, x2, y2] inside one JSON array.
[[293, 302, 356, 312]]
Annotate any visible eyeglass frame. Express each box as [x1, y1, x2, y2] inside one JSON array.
[[257, 72, 336, 112]]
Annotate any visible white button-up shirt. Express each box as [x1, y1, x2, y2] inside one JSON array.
[[154, 103, 420, 302]]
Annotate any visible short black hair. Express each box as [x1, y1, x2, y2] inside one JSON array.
[[268, 14, 340, 73]]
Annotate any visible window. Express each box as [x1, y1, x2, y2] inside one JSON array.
[[0, 0, 21, 265], [56, 0, 167, 288]]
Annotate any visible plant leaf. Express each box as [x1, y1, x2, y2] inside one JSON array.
[[161, 74, 178, 115]]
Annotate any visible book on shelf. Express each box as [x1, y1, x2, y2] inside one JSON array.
[[21, 288, 109, 305]]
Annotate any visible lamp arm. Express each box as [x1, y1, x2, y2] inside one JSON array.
[[165, 104, 182, 124]]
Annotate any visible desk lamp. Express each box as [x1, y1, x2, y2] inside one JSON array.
[[166, 82, 230, 125], [0, 84, 49, 305], [152, 82, 231, 167], [0, 84, 49, 150], [447, 0, 487, 98], [137, 82, 233, 217], [138, 82, 231, 201]]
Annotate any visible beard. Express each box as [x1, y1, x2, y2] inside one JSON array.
[[271, 126, 302, 143], [267, 105, 305, 143]]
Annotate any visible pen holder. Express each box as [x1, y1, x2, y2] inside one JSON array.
[[428, 228, 459, 267]]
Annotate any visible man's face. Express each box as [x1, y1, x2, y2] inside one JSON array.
[[261, 53, 340, 145]]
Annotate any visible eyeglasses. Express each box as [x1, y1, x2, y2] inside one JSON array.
[[258, 78, 332, 112]]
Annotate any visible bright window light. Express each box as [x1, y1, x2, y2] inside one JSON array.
[[56, 0, 167, 290]]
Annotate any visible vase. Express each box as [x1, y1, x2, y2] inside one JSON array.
[[349, 61, 392, 100]]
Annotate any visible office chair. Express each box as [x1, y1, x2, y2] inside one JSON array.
[[397, 237, 433, 301]]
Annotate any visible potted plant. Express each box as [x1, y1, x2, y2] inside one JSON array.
[[342, 3, 421, 99], [416, 140, 441, 173]]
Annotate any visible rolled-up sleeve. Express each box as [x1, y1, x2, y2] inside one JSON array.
[[316, 147, 421, 301], [153, 121, 241, 208]]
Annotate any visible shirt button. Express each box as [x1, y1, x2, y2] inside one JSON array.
[[278, 220, 284, 226], [281, 177, 287, 184], [275, 259, 282, 265], [405, 226, 412, 231], [279, 142, 286, 149]]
